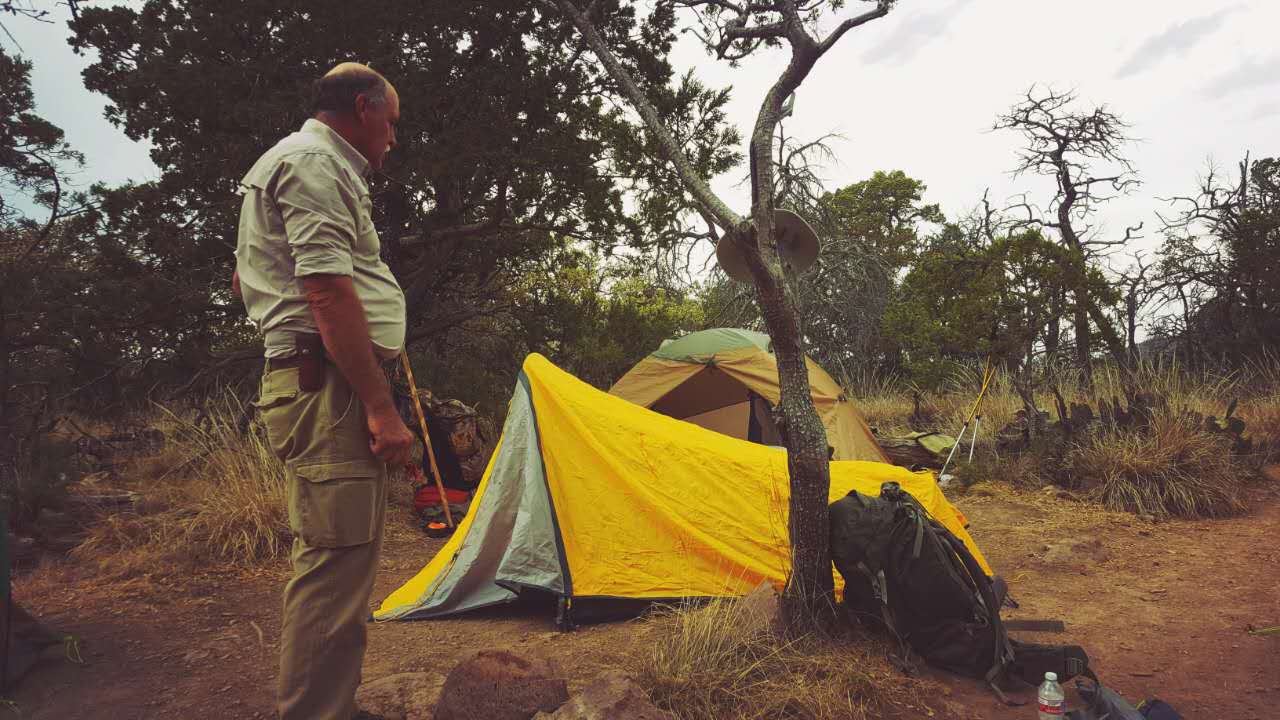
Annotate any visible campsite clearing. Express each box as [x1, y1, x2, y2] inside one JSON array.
[[9, 479, 1279, 719]]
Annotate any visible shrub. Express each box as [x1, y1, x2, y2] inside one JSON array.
[[1061, 415, 1246, 519], [2, 435, 80, 530], [74, 392, 289, 574]]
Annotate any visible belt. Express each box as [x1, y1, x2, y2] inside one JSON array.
[[265, 355, 311, 371], [265, 333, 326, 372]]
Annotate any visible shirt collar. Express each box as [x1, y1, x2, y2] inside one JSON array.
[[301, 118, 371, 178]]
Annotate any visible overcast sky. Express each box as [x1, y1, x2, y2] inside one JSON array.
[[7, 1, 1279, 267]]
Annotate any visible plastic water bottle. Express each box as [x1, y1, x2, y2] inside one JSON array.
[[1037, 671, 1065, 718]]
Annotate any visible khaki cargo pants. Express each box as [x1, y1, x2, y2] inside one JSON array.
[[256, 364, 389, 720]]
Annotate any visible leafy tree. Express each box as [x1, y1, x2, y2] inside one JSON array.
[[707, 170, 943, 384], [885, 225, 1116, 388], [543, 0, 896, 631], [0, 48, 89, 499], [995, 87, 1140, 374], [403, 248, 704, 420], [1156, 155, 1280, 360], [68, 0, 737, 393]]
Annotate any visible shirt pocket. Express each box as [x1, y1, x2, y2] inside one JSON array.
[[354, 192, 381, 257], [288, 459, 384, 548]]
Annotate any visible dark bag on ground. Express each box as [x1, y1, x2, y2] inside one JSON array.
[[829, 482, 1089, 694]]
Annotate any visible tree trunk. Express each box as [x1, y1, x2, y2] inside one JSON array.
[[1074, 302, 1092, 378], [751, 262, 836, 633], [0, 290, 15, 492], [746, 120, 836, 633]]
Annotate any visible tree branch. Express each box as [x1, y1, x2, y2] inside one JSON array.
[[541, 0, 744, 231]]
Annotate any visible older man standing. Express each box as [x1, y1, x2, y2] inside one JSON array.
[[233, 62, 414, 719]]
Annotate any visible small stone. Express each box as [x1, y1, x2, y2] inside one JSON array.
[[540, 671, 673, 719], [355, 672, 445, 720], [736, 581, 782, 637]]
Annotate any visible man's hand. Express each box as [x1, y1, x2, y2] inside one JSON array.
[[366, 404, 414, 466], [302, 273, 413, 467]]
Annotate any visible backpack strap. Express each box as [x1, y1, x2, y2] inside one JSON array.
[[940, 529, 1019, 704]]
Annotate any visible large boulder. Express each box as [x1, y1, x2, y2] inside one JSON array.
[[534, 671, 672, 720], [355, 672, 445, 720], [434, 650, 569, 720]]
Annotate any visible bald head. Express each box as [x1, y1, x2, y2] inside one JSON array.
[[312, 62, 401, 171], [313, 62, 390, 116]]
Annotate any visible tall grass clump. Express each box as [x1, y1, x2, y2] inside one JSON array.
[[1061, 415, 1246, 519], [74, 392, 289, 575], [637, 598, 920, 720]]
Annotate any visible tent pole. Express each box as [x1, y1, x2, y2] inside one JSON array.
[[940, 357, 996, 481], [401, 349, 454, 528], [968, 415, 980, 463]]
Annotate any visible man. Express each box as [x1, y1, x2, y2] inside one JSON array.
[[233, 62, 414, 720]]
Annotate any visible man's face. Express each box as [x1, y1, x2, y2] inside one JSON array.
[[355, 83, 400, 171]]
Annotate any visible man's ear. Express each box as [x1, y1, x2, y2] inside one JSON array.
[[354, 93, 370, 123]]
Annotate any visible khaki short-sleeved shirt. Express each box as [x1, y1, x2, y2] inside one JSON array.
[[235, 119, 406, 359]]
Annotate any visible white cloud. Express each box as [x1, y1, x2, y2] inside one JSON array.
[[861, 0, 974, 66], [1204, 56, 1280, 98], [1116, 6, 1242, 78]]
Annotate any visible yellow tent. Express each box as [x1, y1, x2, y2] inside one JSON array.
[[608, 328, 888, 463], [377, 354, 988, 624]]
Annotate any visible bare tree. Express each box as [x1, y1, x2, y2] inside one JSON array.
[[540, 0, 895, 631], [995, 87, 1140, 375], [1155, 153, 1280, 360], [1112, 251, 1170, 362]]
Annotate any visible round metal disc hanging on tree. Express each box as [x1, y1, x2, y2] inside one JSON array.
[[716, 209, 821, 282]]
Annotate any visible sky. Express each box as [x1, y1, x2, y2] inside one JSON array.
[[666, 0, 1280, 263], [6, 0, 1280, 268]]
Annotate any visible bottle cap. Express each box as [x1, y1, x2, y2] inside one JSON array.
[[1045, 672, 1058, 682]]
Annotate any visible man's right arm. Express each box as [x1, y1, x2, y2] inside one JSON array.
[[301, 274, 412, 466], [274, 153, 412, 466]]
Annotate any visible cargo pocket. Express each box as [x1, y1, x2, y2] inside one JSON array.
[[253, 375, 300, 458], [288, 459, 382, 548]]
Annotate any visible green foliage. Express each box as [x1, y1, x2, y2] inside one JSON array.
[[0, 48, 96, 491], [407, 249, 704, 417], [66, 1, 737, 396], [2, 436, 79, 529], [1157, 156, 1280, 360], [816, 170, 944, 271], [708, 169, 944, 384], [884, 226, 1116, 388]]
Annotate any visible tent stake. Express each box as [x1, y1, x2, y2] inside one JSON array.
[[401, 349, 454, 528]]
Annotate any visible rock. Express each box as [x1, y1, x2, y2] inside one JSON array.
[[737, 580, 782, 637], [435, 650, 568, 720], [537, 671, 672, 719], [356, 672, 445, 720], [1042, 538, 1110, 566]]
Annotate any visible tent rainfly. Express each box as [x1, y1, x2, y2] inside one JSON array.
[[376, 354, 989, 626], [608, 328, 888, 463]]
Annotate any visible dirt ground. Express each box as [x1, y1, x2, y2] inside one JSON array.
[[8, 480, 1280, 720]]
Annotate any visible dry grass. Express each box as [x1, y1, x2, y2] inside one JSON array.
[[73, 393, 290, 577], [857, 359, 1278, 440], [1062, 415, 1246, 519], [636, 598, 927, 720], [855, 358, 1280, 519]]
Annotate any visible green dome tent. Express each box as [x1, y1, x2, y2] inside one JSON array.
[[608, 329, 888, 463]]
